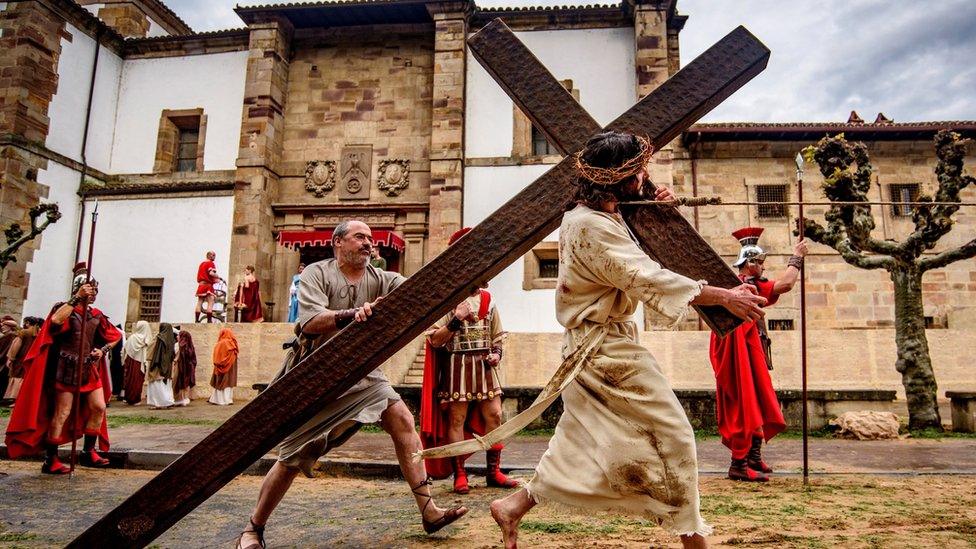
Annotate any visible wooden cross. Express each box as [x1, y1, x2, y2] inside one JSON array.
[[70, 20, 769, 548]]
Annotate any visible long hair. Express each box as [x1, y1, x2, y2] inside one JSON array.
[[574, 131, 645, 207]]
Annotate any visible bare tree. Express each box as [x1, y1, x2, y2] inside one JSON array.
[[1, 203, 60, 270], [801, 130, 975, 431]]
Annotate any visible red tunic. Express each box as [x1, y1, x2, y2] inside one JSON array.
[[196, 260, 218, 297], [708, 277, 786, 459], [4, 305, 121, 458], [420, 290, 492, 479]]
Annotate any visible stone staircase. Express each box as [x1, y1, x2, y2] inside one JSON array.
[[401, 345, 426, 386]]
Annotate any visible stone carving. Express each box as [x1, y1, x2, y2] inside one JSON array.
[[339, 145, 372, 200], [304, 160, 336, 197], [377, 159, 410, 197]]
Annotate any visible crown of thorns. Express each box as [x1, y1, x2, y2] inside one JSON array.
[[573, 135, 654, 186]]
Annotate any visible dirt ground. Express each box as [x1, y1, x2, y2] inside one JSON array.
[[1, 461, 974, 548]]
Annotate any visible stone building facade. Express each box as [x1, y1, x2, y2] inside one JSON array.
[[0, 0, 973, 398]]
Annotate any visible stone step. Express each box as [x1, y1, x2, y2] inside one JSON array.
[[402, 375, 424, 386]]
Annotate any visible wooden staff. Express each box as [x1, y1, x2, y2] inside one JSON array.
[[69, 201, 98, 476], [795, 153, 810, 485]]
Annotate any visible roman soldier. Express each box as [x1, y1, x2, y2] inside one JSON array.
[[4, 269, 121, 474], [709, 227, 807, 481], [420, 227, 519, 494], [196, 251, 223, 323]]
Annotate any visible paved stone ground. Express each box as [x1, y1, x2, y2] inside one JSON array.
[[3, 400, 974, 474]]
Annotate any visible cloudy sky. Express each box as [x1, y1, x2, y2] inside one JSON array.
[[165, 0, 976, 123]]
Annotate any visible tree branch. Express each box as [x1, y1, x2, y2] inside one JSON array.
[[801, 218, 893, 271], [919, 237, 976, 272]]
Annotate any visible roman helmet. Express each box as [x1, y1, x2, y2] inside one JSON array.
[[732, 227, 766, 268]]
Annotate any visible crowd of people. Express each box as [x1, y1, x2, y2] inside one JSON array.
[[1, 129, 811, 549]]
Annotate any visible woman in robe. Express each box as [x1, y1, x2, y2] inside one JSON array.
[[209, 328, 238, 406], [122, 321, 153, 405], [145, 323, 177, 409], [233, 266, 264, 323], [172, 330, 197, 406], [3, 317, 42, 403]]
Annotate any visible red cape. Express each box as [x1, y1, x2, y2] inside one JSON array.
[[4, 306, 120, 458], [709, 278, 785, 456], [420, 290, 492, 479]]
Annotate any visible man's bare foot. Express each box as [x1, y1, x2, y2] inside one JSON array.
[[490, 498, 521, 549]]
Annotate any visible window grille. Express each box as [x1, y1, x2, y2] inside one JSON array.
[[756, 184, 788, 219], [538, 258, 560, 279], [768, 319, 794, 331], [176, 128, 200, 172], [531, 126, 558, 156], [139, 285, 162, 322], [889, 183, 920, 217]]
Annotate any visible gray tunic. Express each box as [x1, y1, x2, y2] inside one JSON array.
[[275, 259, 405, 476]]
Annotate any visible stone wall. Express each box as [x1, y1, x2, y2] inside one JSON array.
[[671, 138, 976, 330]]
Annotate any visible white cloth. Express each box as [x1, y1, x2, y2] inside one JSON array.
[[146, 379, 175, 408], [124, 320, 154, 364], [208, 387, 234, 406]]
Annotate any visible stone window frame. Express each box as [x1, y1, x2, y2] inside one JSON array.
[[126, 278, 164, 326], [153, 108, 207, 174], [512, 80, 579, 163], [523, 241, 559, 290]]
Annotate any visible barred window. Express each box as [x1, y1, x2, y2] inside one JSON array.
[[889, 183, 920, 217], [539, 258, 560, 279], [531, 126, 558, 156], [768, 319, 794, 331], [139, 285, 162, 322], [756, 184, 788, 219]]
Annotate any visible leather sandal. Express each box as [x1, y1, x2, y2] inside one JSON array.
[[79, 450, 111, 468], [235, 518, 265, 549], [412, 477, 468, 534], [41, 457, 71, 475]]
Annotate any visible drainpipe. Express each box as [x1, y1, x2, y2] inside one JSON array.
[[72, 30, 102, 274]]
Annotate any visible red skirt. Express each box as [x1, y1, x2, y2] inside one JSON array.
[[123, 356, 145, 404], [196, 282, 214, 297]]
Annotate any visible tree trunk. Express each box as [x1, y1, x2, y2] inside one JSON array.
[[891, 267, 942, 430]]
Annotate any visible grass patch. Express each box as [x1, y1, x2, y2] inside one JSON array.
[[516, 427, 555, 437], [909, 427, 976, 439], [0, 532, 37, 542], [106, 415, 221, 428], [521, 520, 617, 535]]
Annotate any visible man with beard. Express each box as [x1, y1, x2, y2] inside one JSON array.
[[481, 131, 767, 549], [4, 275, 121, 474], [236, 220, 466, 549]]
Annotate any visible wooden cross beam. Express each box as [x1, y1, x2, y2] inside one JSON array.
[[70, 19, 769, 548], [468, 20, 767, 333]]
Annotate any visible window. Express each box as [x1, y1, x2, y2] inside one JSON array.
[[176, 128, 199, 172], [523, 242, 559, 290], [889, 183, 919, 217], [139, 284, 163, 322], [768, 319, 794, 331], [756, 184, 788, 219], [531, 126, 558, 156], [126, 278, 164, 325], [154, 108, 206, 174]]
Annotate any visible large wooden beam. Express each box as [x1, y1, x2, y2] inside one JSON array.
[[469, 21, 769, 334], [70, 20, 769, 548]]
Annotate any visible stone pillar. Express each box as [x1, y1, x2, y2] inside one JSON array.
[[634, 2, 674, 191], [96, 4, 150, 38], [230, 17, 293, 319], [425, 1, 471, 256], [0, 1, 66, 316]]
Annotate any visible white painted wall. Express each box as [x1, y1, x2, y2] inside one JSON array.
[[464, 27, 637, 333], [46, 22, 123, 174], [110, 51, 248, 174], [146, 17, 169, 38], [465, 27, 636, 158], [81, 3, 104, 17], [70, 196, 235, 324], [22, 163, 84, 319], [0, 3, 8, 12]]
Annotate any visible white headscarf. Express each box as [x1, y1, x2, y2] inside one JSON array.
[[124, 320, 154, 363]]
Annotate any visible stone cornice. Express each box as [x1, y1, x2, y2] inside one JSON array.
[[123, 28, 250, 58]]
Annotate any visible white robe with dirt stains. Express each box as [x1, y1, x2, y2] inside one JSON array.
[[525, 204, 711, 537]]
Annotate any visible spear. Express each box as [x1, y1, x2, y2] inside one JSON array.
[[69, 201, 98, 476], [795, 153, 810, 486]]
